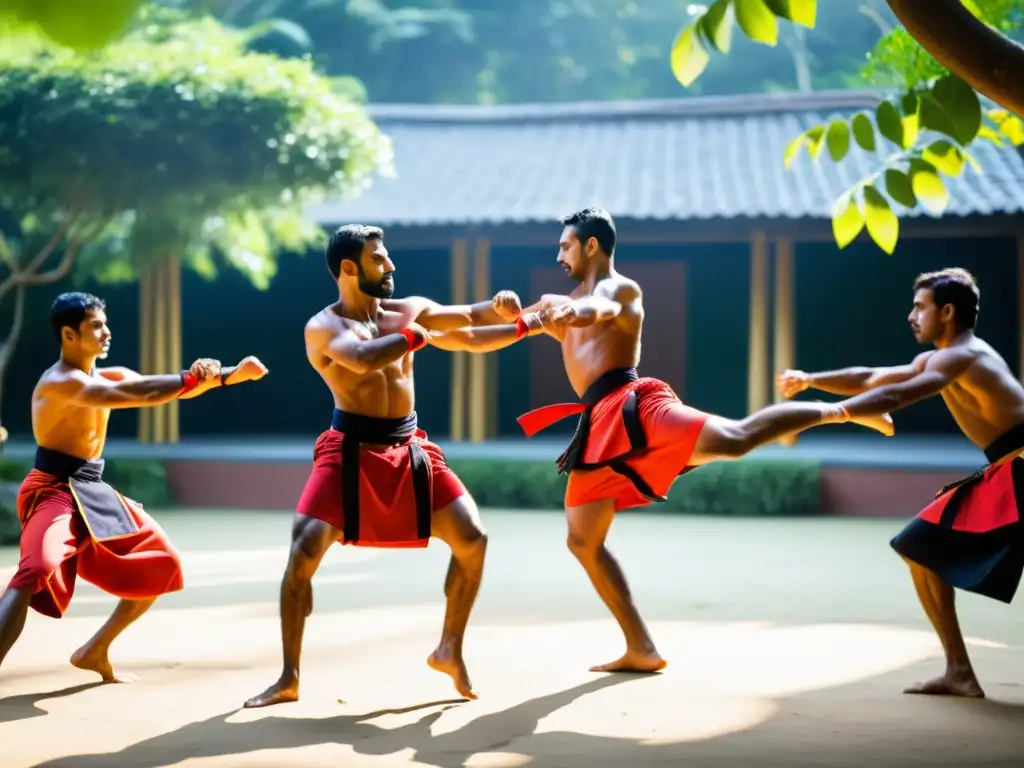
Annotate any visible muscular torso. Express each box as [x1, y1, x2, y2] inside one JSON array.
[[555, 276, 643, 398], [925, 338, 1024, 450], [306, 300, 420, 419], [32, 363, 111, 461]]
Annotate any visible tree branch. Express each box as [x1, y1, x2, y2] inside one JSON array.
[[0, 283, 28, 379], [23, 237, 84, 285], [887, 0, 1024, 117], [0, 201, 86, 301]]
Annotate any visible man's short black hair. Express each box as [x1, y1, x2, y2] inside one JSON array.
[[914, 268, 980, 330], [560, 207, 616, 256], [50, 292, 105, 344], [325, 224, 384, 279]]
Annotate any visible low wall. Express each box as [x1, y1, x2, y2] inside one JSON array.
[[165, 459, 965, 517]]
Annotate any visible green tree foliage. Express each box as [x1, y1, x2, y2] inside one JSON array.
[[0, 5, 391, 424], [671, 0, 1024, 253], [0, 0, 141, 50]]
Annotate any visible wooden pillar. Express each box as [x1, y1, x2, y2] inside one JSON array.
[[1018, 234, 1024, 384], [747, 230, 770, 414], [449, 238, 469, 441], [772, 236, 797, 446], [468, 237, 492, 443], [137, 259, 182, 444]]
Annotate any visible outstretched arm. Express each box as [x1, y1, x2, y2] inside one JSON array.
[[542, 282, 641, 330], [839, 348, 975, 415], [778, 352, 934, 397], [426, 320, 543, 354], [384, 296, 510, 332], [98, 361, 263, 400], [311, 321, 427, 374], [43, 369, 201, 410]]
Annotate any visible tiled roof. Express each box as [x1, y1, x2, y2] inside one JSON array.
[[307, 90, 1024, 228]]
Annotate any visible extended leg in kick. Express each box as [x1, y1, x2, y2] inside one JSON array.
[[902, 557, 984, 698], [689, 399, 893, 465], [566, 498, 665, 674], [243, 514, 338, 708], [427, 495, 489, 699]]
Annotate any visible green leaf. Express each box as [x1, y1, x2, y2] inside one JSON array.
[[884, 169, 917, 209], [804, 125, 826, 159], [734, 0, 778, 46], [922, 140, 965, 177], [831, 191, 864, 249], [999, 115, 1024, 145], [919, 94, 959, 142], [699, 0, 735, 53], [863, 185, 898, 254], [931, 75, 982, 145], [909, 160, 951, 215], [783, 134, 805, 169], [875, 100, 904, 147], [825, 120, 850, 162], [851, 113, 875, 152], [670, 25, 710, 86], [763, 0, 816, 27]]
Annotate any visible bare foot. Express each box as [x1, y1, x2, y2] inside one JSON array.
[[243, 676, 300, 708], [589, 649, 667, 674], [427, 649, 477, 700], [849, 412, 895, 436], [904, 672, 985, 698], [70, 647, 138, 683]]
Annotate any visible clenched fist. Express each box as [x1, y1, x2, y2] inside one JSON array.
[[777, 369, 810, 399], [491, 290, 523, 321], [233, 356, 269, 383], [542, 303, 578, 329], [189, 358, 222, 381]]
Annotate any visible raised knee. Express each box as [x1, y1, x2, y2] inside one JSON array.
[[716, 422, 754, 459], [566, 533, 598, 560]]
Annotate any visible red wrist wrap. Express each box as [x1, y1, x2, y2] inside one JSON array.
[[400, 327, 427, 352], [179, 371, 199, 395], [515, 316, 530, 338]]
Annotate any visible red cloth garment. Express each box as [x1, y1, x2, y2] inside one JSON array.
[[518, 368, 710, 512], [297, 427, 466, 548], [891, 425, 1024, 604], [7, 469, 184, 619]]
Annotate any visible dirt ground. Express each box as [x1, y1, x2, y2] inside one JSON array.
[[1, 509, 1022, 767]]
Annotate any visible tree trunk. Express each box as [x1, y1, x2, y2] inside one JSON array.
[[887, 0, 1024, 117]]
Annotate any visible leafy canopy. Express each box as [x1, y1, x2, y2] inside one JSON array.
[[0, 5, 392, 287], [671, 0, 1024, 254]]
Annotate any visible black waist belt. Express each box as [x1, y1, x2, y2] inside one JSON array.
[[556, 368, 664, 503], [33, 446, 138, 540], [331, 409, 432, 543], [984, 422, 1024, 464]]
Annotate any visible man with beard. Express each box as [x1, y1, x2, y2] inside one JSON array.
[[0, 291, 267, 682], [779, 267, 1024, 699], [499, 207, 893, 674], [244, 224, 540, 708]]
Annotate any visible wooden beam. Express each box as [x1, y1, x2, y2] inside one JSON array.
[[772, 236, 797, 446], [468, 237, 491, 442], [137, 266, 153, 443], [747, 230, 770, 414], [166, 258, 182, 444], [1018, 233, 1024, 384], [151, 262, 168, 444], [449, 238, 469, 441]]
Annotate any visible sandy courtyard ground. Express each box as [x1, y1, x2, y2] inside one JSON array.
[[1, 509, 1022, 767]]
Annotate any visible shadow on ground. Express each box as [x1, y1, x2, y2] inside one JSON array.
[[15, 668, 1024, 768]]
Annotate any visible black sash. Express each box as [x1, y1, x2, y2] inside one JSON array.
[[331, 409, 431, 544], [34, 446, 138, 540], [555, 368, 664, 503]]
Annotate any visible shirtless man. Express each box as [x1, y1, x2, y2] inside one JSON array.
[[0, 291, 267, 681], [779, 267, 1024, 699], [499, 207, 893, 673], [243, 224, 534, 709]]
